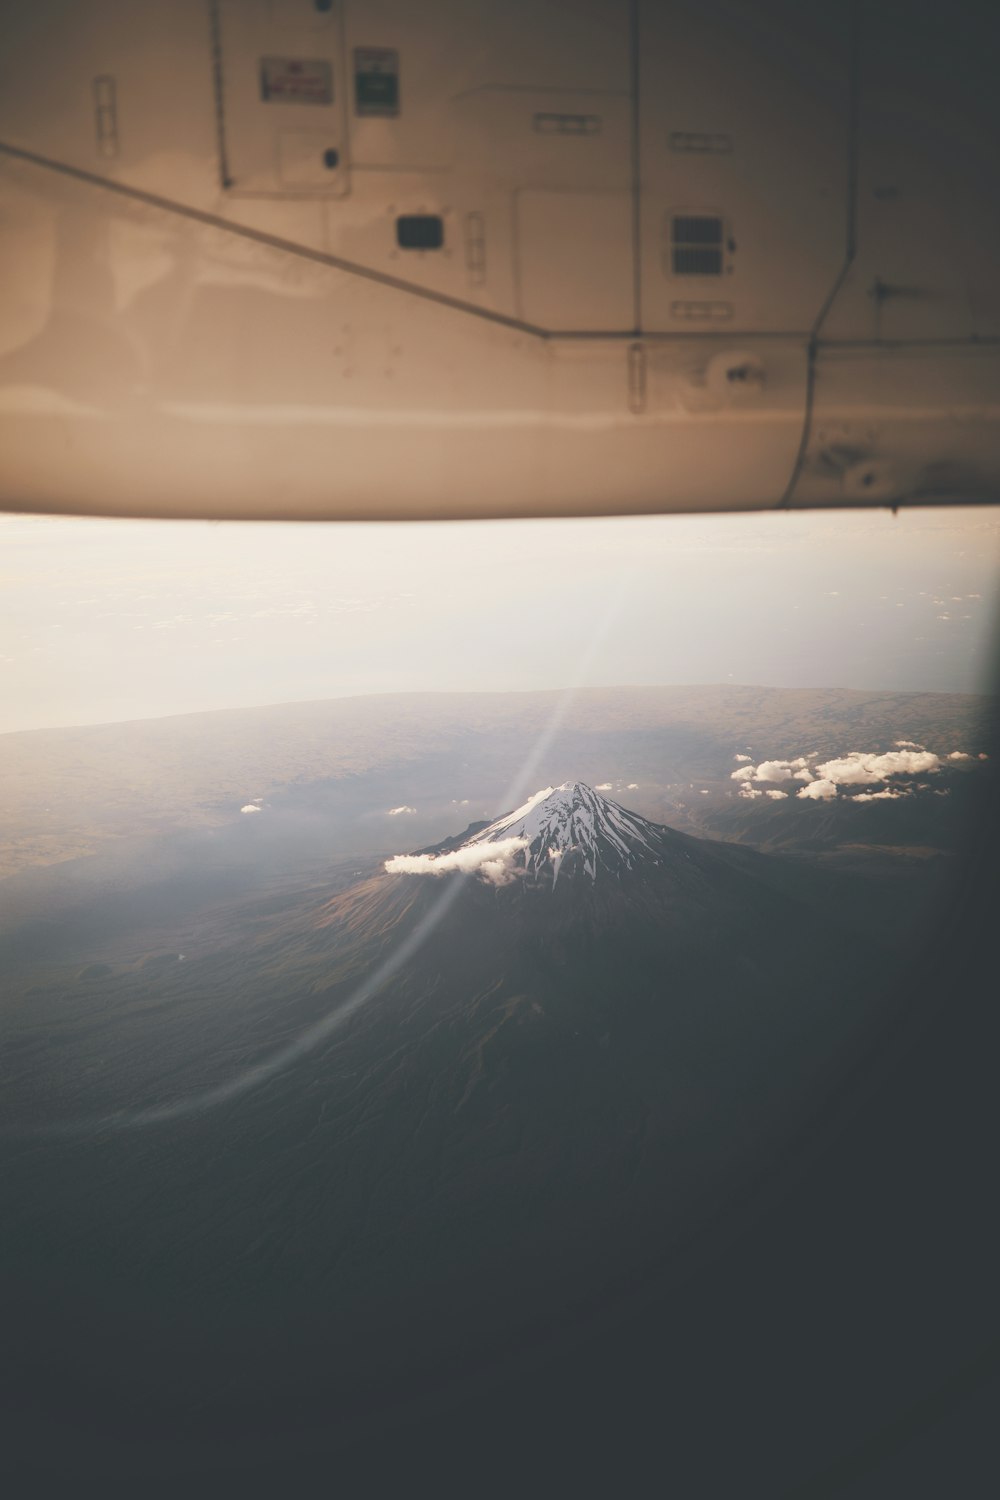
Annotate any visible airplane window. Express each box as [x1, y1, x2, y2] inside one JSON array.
[[1, 505, 996, 1486], [1, 0, 999, 1485]]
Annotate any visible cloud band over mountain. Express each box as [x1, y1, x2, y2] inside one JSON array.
[[385, 836, 530, 886]]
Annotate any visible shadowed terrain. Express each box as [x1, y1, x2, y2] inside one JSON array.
[[1, 786, 900, 1441]]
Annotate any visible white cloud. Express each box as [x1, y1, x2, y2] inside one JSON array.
[[739, 786, 763, 800], [733, 756, 813, 788], [852, 788, 906, 802], [596, 782, 613, 790], [737, 739, 987, 805], [240, 803, 262, 814], [754, 757, 810, 782], [386, 805, 416, 816], [797, 779, 838, 801], [814, 750, 940, 785], [626, 783, 638, 789], [385, 836, 529, 886], [764, 789, 788, 800], [734, 753, 752, 763]]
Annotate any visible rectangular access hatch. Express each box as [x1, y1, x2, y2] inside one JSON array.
[[214, 0, 349, 197]]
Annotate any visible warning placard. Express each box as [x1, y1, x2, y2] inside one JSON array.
[[259, 56, 333, 106], [353, 47, 399, 116]]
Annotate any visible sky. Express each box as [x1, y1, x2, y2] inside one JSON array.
[[1, 506, 998, 733]]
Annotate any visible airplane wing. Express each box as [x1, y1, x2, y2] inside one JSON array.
[[1, 0, 997, 520]]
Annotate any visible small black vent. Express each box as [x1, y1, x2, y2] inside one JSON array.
[[396, 214, 444, 250], [670, 214, 725, 275], [672, 246, 723, 275], [672, 216, 723, 245]]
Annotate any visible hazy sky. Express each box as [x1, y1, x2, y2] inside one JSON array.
[[1, 506, 998, 733]]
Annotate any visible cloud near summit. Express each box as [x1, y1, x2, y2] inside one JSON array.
[[385, 836, 529, 886]]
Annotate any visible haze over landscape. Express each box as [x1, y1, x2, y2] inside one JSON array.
[[2, 506, 997, 733]]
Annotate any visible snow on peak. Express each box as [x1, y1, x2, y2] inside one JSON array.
[[465, 781, 658, 884]]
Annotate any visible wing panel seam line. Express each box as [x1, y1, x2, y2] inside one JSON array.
[[0, 139, 549, 339]]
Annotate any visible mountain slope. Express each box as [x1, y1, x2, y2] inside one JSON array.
[[1, 784, 893, 1432]]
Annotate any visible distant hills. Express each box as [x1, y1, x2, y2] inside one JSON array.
[[0, 684, 993, 879]]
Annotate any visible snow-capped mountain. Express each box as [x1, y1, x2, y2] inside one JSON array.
[[464, 781, 666, 884], [387, 782, 696, 891]]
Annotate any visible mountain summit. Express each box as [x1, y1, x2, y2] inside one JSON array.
[[463, 781, 666, 885]]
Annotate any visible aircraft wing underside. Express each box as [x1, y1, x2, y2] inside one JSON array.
[[1, 0, 998, 520]]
